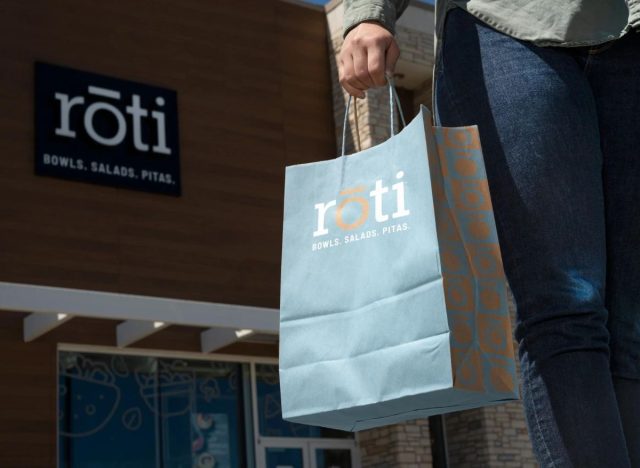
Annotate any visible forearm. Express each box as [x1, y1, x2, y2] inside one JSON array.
[[343, 0, 411, 38]]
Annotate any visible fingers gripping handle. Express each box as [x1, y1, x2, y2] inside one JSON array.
[[340, 75, 407, 157]]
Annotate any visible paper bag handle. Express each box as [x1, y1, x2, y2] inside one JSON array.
[[340, 74, 407, 157]]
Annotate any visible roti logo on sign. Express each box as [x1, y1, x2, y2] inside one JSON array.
[[55, 85, 172, 155], [34, 61, 181, 196]]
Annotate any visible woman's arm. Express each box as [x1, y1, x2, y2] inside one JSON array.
[[343, 0, 410, 37], [339, 0, 410, 97]]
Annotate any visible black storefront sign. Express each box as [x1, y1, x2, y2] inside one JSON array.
[[34, 61, 181, 196]]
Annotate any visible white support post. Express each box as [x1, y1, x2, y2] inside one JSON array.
[[116, 319, 169, 347], [201, 328, 256, 353], [23, 312, 73, 342]]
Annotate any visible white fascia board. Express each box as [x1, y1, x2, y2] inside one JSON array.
[[0, 281, 279, 333]]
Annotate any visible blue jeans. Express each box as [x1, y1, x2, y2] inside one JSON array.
[[433, 7, 640, 467]]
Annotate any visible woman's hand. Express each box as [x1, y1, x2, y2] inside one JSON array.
[[338, 21, 401, 98]]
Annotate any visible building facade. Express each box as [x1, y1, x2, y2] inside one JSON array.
[[0, 0, 537, 466]]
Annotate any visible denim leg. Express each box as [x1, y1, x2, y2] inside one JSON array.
[[433, 7, 630, 467], [583, 30, 640, 467], [613, 376, 640, 468]]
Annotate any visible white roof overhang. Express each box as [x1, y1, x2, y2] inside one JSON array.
[[0, 281, 279, 352]]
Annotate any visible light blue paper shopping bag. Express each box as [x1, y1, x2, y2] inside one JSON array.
[[279, 81, 519, 432]]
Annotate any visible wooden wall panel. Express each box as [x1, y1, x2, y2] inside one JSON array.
[[0, 0, 335, 309], [0, 0, 332, 465], [0, 312, 56, 467]]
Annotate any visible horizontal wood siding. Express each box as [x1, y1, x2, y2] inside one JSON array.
[[0, 0, 331, 465]]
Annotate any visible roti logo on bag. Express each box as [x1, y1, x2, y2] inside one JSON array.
[[313, 170, 410, 237]]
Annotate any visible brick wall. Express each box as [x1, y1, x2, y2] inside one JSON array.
[[356, 419, 434, 468]]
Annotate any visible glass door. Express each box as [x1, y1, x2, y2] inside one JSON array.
[[266, 447, 305, 468], [251, 363, 360, 468], [259, 438, 309, 468], [309, 440, 357, 468], [257, 438, 357, 468]]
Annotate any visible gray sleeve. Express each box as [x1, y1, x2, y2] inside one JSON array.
[[342, 0, 411, 38]]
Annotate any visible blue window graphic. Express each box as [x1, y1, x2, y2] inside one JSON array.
[[58, 352, 251, 467]]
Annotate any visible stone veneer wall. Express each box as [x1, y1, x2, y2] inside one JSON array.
[[326, 2, 538, 466], [357, 420, 434, 468]]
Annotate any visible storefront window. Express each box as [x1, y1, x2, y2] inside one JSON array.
[[59, 353, 356, 468], [58, 351, 252, 467]]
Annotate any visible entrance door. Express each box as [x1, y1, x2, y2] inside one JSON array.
[[309, 439, 357, 468], [260, 438, 307, 468], [257, 438, 358, 468]]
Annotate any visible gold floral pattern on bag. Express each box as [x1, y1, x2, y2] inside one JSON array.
[[429, 125, 517, 395]]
